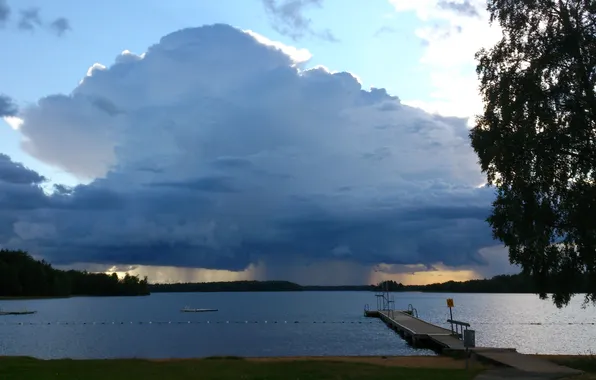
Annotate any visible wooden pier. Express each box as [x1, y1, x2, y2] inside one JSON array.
[[364, 307, 582, 377], [366, 309, 467, 351]]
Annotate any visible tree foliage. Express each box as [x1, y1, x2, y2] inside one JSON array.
[[376, 280, 405, 292], [0, 250, 149, 297], [470, 0, 596, 306]]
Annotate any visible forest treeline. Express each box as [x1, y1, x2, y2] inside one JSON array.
[[0, 250, 149, 297], [150, 273, 592, 294], [149, 281, 377, 292], [149, 280, 305, 292], [3, 247, 590, 297]]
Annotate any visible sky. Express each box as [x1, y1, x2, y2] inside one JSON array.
[[0, 0, 517, 285]]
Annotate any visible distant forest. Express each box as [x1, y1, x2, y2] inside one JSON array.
[[148, 281, 377, 293], [3, 248, 590, 297], [0, 250, 149, 297], [149, 273, 592, 294]]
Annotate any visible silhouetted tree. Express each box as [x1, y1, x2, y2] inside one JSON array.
[[0, 250, 149, 297], [470, 0, 596, 307], [376, 280, 404, 291]]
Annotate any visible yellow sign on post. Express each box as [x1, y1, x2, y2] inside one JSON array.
[[446, 298, 454, 308]]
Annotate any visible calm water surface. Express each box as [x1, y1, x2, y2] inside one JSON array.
[[0, 292, 594, 358]]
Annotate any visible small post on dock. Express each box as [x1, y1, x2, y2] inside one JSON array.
[[446, 298, 454, 333], [463, 329, 475, 370]]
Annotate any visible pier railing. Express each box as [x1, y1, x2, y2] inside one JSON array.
[[407, 304, 418, 318], [447, 319, 470, 339]]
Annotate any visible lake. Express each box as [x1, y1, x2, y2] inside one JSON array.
[[0, 292, 594, 359]]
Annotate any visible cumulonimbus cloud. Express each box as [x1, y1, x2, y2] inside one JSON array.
[[1, 24, 498, 277]]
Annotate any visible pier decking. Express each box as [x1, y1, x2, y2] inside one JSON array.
[[377, 310, 465, 350], [367, 309, 466, 350], [365, 308, 582, 377]]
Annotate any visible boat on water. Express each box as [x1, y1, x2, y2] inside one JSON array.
[[180, 306, 218, 313], [0, 310, 36, 316]]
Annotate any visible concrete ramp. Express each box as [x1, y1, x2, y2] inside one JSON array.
[[473, 350, 582, 377]]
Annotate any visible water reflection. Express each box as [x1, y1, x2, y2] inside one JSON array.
[[0, 292, 593, 358]]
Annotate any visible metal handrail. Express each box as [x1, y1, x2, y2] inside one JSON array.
[[447, 319, 470, 339], [447, 319, 470, 327], [407, 304, 419, 318]]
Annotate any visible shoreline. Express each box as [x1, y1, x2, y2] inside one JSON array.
[[0, 355, 488, 380], [157, 355, 488, 368], [3, 354, 592, 377], [0, 296, 70, 300], [0, 355, 487, 369], [4, 354, 592, 361]]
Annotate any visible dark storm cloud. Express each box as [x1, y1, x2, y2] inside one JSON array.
[[2, 24, 501, 276], [151, 176, 239, 193], [438, 0, 480, 17], [263, 190, 494, 268], [261, 0, 337, 41], [49, 17, 70, 36], [0, 95, 17, 117], [17, 8, 41, 30], [210, 157, 253, 170], [0, 0, 9, 24], [0, 154, 45, 185], [0, 2, 70, 35], [0, 156, 51, 252], [52, 185, 125, 210]]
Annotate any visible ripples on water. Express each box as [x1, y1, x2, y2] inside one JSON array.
[[0, 292, 593, 358]]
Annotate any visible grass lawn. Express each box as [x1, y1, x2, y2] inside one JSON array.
[[547, 355, 596, 373], [539, 355, 596, 380], [0, 356, 482, 380]]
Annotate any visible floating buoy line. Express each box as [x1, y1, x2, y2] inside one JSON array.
[[473, 322, 596, 326], [0, 320, 377, 326], [0, 320, 592, 326]]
